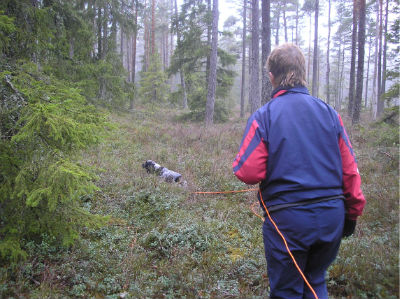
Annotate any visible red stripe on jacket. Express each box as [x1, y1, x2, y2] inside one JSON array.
[[234, 139, 268, 184], [233, 119, 268, 185], [338, 114, 366, 220], [233, 119, 259, 168]]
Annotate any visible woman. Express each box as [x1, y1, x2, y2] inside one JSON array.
[[233, 43, 365, 299]]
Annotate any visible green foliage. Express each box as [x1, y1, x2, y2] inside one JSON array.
[[366, 107, 399, 147], [169, 0, 236, 121], [139, 52, 168, 103], [0, 63, 109, 264], [0, 1, 133, 108], [0, 11, 16, 53]]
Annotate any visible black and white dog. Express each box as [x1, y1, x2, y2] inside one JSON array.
[[142, 160, 182, 183]]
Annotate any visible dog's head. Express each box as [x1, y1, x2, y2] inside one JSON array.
[[142, 160, 156, 173]]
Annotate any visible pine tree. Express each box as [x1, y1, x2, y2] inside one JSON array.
[[240, 0, 247, 118], [352, 0, 366, 124], [250, 0, 260, 114], [139, 52, 168, 103], [261, 0, 272, 105], [311, 0, 319, 97], [205, 0, 219, 126], [0, 64, 108, 263]]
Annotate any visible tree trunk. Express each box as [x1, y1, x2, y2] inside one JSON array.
[[311, 0, 319, 97], [307, 14, 311, 84], [240, 0, 247, 118], [352, 0, 366, 124], [325, 0, 331, 105], [127, 33, 131, 80], [372, 0, 379, 118], [381, 0, 389, 102], [205, 0, 219, 126], [376, 0, 384, 116], [130, 0, 138, 111], [144, 0, 149, 71], [275, 7, 280, 45], [283, 5, 288, 43], [261, 0, 272, 105], [174, 0, 188, 109], [339, 46, 345, 110], [295, 2, 299, 45], [335, 44, 341, 110], [206, 0, 212, 86], [250, 0, 260, 114], [170, 0, 174, 57], [347, 0, 358, 117], [120, 1, 124, 56], [364, 34, 372, 108], [151, 0, 155, 55], [69, 38, 74, 59], [248, 7, 252, 105], [103, 3, 109, 58], [97, 6, 102, 59], [90, 0, 97, 58], [165, 25, 169, 68]]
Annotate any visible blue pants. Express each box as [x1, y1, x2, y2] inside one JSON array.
[[262, 199, 345, 299]]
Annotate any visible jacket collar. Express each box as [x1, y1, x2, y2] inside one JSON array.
[[271, 85, 309, 99]]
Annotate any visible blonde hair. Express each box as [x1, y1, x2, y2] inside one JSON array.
[[267, 43, 307, 87]]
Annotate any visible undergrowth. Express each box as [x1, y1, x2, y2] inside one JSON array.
[[1, 107, 398, 298]]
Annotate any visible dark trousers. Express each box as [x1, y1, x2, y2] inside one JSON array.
[[262, 199, 345, 299]]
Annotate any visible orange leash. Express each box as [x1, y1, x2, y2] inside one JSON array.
[[258, 190, 319, 299]]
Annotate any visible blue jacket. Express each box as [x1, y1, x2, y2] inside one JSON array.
[[233, 86, 365, 220]]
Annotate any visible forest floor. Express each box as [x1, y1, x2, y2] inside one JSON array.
[[4, 106, 399, 298]]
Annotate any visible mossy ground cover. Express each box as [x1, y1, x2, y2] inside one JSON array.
[[1, 107, 398, 298]]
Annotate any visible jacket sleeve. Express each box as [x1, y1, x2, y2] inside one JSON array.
[[232, 116, 268, 185], [337, 114, 366, 220]]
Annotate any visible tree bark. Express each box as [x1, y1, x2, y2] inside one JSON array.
[[376, 0, 384, 116], [352, 0, 366, 124], [275, 6, 280, 46], [339, 46, 345, 111], [97, 6, 102, 59], [283, 5, 288, 43], [372, 0, 379, 118], [295, 2, 299, 45], [261, 0, 272, 105], [144, 0, 149, 71], [311, 0, 319, 97], [381, 0, 389, 102], [165, 24, 169, 68], [250, 0, 260, 114], [174, 0, 188, 109], [364, 33, 372, 108], [307, 13, 311, 84], [240, 0, 247, 118], [103, 3, 109, 58], [151, 0, 155, 55], [170, 0, 174, 60], [248, 7, 252, 107], [348, 0, 358, 117], [335, 44, 341, 110], [325, 0, 331, 105], [120, 1, 124, 57], [205, 0, 219, 126], [130, 0, 138, 110], [206, 0, 212, 86]]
